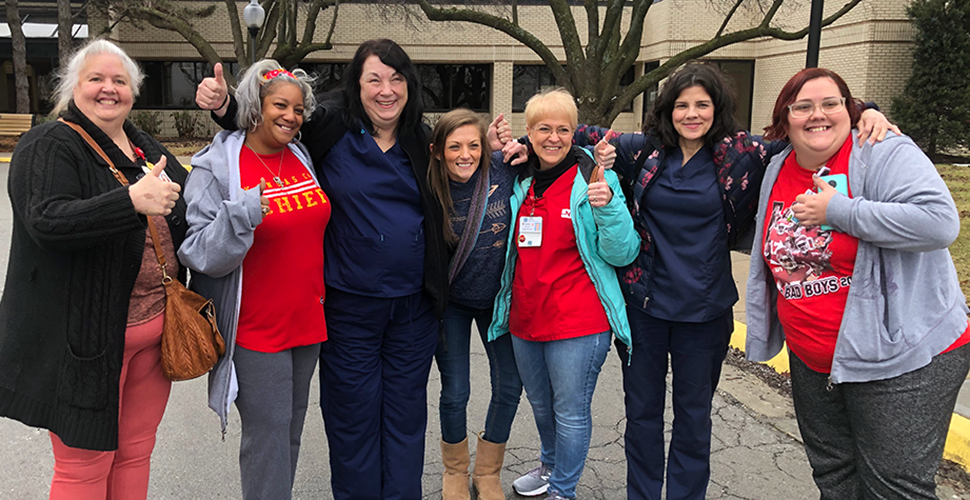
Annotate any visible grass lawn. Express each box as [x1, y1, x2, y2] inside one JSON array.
[[939, 165, 970, 299]]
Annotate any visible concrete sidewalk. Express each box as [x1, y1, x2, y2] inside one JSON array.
[[0, 345, 820, 499]]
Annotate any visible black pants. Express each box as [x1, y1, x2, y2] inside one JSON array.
[[790, 345, 970, 500], [319, 288, 439, 500], [617, 308, 733, 500]]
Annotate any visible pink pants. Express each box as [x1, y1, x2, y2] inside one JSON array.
[[49, 312, 172, 500]]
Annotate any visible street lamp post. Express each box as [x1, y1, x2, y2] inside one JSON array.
[[243, 0, 265, 66], [806, 0, 824, 68]]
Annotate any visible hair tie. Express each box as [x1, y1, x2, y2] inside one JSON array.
[[260, 68, 297, 84]]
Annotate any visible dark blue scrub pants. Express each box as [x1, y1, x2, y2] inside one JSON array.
[[320, 287, 439, 500], [617, 307, 732, 500]]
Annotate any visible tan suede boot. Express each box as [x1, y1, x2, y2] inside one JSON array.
[[441, 438, 471, 500], [472, 433, 507, 500]]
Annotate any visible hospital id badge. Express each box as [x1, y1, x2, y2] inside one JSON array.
[[518, 216, 543, 247], [142, 161, 172, 182]]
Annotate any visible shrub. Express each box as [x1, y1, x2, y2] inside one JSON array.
[[130, 111, 163, 137], [171, 110, 203, 139]]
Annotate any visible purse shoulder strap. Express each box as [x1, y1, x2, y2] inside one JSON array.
[[58, 118, 173, 283]]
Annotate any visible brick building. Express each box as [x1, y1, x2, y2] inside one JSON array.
[[2, 0, 914, 136]]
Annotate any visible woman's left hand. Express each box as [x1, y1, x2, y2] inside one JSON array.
[[792, 176, 838, 226], [588, 166, 613, 208], [487, 113, 512, 150], [258, 178, 270, 217], [857, 108, 902, 146], [502, 140, 529, 166]]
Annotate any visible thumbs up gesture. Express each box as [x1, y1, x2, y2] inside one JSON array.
[[196, 62, 230, 117], [588, 165, 612, 208], [129, 156, 181, 216]]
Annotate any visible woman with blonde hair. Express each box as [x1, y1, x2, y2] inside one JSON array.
[[178, 59, 326, 500], [0, 38, 186, 500], [488, 89, 639, 500]]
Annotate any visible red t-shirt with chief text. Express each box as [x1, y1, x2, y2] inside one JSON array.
[[509, 165, 611, 342], [236, 146, 330, 353]]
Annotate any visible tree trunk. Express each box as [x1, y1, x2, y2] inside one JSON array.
[[57, 0, 73, 69], [6, 0, 31, 113]]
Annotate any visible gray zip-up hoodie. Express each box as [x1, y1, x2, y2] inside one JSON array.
[[746, 131, 967, 384], [177, 130, 315, 432]]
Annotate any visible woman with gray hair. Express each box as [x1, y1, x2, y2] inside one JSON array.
[[0, 38, 185, 499], [177, 59, 327, 500]]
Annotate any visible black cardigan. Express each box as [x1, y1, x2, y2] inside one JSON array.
[[214, 94, 449, 317], [0, 103, 189, 451]]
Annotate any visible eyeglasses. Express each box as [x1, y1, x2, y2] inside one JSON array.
[[532, 125, 573, 139], [788, 97, 846, 118]]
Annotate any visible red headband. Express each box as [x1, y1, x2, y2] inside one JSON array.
[[260, 68, 297, 84]]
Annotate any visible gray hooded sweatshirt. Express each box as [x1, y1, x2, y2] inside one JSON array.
[[746, 132, 968, 384], [177, 129, 315, 433]]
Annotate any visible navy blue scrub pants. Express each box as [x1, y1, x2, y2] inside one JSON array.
[[617, 307, 732, 500], [320, 287, 439, 500]]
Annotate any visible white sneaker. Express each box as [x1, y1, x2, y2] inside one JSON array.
[[511, 463, 552, 496]]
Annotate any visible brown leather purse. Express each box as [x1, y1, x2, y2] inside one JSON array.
[[60, 119, 225, 381]]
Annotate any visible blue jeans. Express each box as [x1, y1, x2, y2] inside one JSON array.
[[434, 302, 522, 444], [511, 331, 612, 499], [617, 308, 732, 500]]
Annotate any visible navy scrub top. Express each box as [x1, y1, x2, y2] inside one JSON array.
[[316, 126, 426, 297], [640, 145, 738, 322]]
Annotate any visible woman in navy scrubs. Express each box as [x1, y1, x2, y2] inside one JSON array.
[[196, 39, 447, 500]]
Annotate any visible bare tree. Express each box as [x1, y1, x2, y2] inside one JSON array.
[[6, 0, 31, 113], [57, 0, 74, 69], [100, 0, 340, 87], [404, 0, 863, 125]]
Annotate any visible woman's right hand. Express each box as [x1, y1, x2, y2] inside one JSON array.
[[129, 156, 181, 216], [594, 133, 617, 170], [487, 113, 512, 150], [196, 63, 229, 117]]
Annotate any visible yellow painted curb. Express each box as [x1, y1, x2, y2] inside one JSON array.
[[731, 320, 970, 471], [731, 320, 790, 373], [945, 413, 970, 470]]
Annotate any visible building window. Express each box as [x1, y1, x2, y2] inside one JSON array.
[[417, 64, 490, 112], [512, 65, 559, 112], [707, 59, 754, 131], [299, 62, 345, 95], [512, 64, 635, 112], [135, 61, 240, 109], [641, 61, 661, 120]]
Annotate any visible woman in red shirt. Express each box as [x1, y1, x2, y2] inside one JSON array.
[[178, 60, 329, 500], [747, 68, 969, 499]]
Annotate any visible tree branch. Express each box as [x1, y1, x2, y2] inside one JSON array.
[[412, 0, 571, 91], [607, 0, 864, 122], [715, 0, 744, 38]]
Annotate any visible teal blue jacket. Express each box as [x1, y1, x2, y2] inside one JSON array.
[[487, 146, 639, 348]]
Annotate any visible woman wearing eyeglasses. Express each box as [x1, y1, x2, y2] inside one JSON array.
[[487, 88, 638, 500], [745, 67, 970, 499]]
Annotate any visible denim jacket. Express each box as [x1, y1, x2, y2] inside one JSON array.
[[487, 146, 639, 348]]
